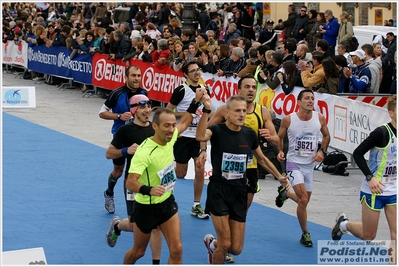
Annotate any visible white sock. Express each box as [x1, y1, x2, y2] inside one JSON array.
[[340, 220, 348, 231], [210, 239, 216, 250], [193, 202, 200, 208]]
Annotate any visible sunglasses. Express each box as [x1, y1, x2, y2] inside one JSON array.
[[130, 100, 152, 107]]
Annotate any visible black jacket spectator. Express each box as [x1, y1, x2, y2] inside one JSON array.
[[258, 25, 277, 50], [198, 7, 210, 33], [283, 5, 298, 39], [292, 11, 308, 39], [157, 3, 170, 27], [101, 12, 113, 29], [52, 26, 71, 47], [383, 33, 397, 65], [114, 33, 132, 59]]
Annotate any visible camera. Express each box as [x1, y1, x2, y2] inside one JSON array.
[[322, 161, 350, 176], [175, 57, 184, 65], [251, 59, 263, 66]]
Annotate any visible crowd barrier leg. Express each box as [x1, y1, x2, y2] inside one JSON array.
[[59, 79, 78, 90], [82, 86, 98, 98]]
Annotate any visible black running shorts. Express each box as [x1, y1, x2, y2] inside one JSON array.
[[173, 136, 200, 164], [131, 194, 178, 234], [205, 179, 247, 222], [123, 177, 134, 216], [246, 168, 259, 194], [112, 155, 125, 166]]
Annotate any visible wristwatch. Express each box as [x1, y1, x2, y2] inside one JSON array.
[[319, 148, 327, 156], [199, 148, 207, 154], [117, 114, 121, 120], [366, 174, 373, 181], [202, 107, 211, 114]]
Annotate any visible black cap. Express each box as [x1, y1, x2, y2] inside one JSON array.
[[266, 19, 274, 25]]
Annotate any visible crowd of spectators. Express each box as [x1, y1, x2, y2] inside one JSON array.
[[2, 2, 397, 94]]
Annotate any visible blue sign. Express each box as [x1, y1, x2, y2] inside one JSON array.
[[27, 45, 92, 84]]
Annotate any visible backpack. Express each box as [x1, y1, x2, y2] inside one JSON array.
[[314, 149, 348, 174], [23, 70, 31, 80], [344, 23, 358, 51], [348, 36, 359, 51]]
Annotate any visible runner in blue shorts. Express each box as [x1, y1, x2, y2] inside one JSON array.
[[332, 95, 397, 264]]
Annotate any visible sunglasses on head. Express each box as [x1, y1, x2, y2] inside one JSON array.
[[130, 100, 152, 107]]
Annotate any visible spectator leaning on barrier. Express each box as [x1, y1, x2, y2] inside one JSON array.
[[299, 50, 326, 89], [343, 49, 372, 93], [217, 46, 246, 78], [257, 53, 284, 89], [276, 60, 304, 95], [153, 39, 171, 68], [109, 30, 132, 60], [52, 25, 71, 47], [122, 36, 142, 65]]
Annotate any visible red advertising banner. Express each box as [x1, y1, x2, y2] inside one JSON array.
[[91, 53, 126, 90], [91, 54, 186, 102]]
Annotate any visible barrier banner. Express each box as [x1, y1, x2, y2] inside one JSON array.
[[330, 96, 390, 154], [28, 45, 92, 84], [3, 40, 28, 68], [91, 53, 127, 90]]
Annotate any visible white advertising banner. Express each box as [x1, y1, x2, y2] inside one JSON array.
[[3, 40, 28, 68], [330, 95, 390, 154]]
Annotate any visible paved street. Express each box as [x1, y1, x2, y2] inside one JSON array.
[[2, 72, 391, 241]]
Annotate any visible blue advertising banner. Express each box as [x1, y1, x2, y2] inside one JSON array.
[[27, 45, 92, 85]]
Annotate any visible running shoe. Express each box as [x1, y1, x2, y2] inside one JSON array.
[[331, 212, 349, 241], [300, 232, 313, 247], [256, 180, 261, 193], [191, 204, 209, 219], [104, 190, 115, 214], [106, 216, 120, 247], [204, 234, 215, 264], [225, 252, 234, 263], [275, 186, 287, 208]]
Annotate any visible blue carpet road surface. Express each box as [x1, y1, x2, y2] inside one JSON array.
[[2, 112, 363, 265]]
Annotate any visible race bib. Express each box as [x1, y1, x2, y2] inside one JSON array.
[[294, 135, 316, 156], [221, 152, 247, 180], [157, 162, 177, 192], [383, 160, 397, 183], [247, 153, 254, 165], [126, 189, 135, 201]]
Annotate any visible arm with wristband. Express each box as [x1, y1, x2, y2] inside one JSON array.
[[176, 88, 208, 135]]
